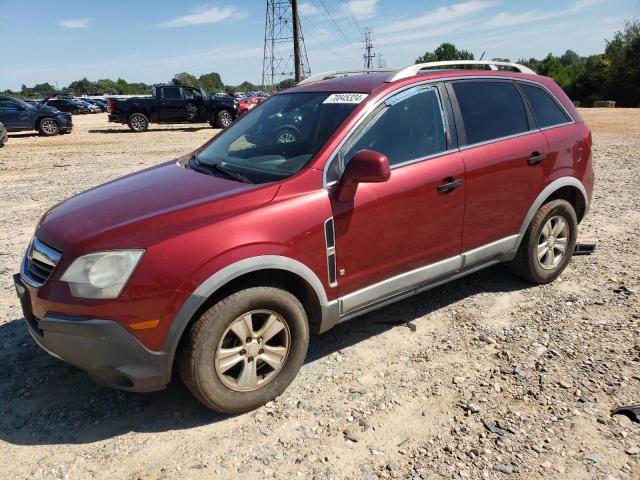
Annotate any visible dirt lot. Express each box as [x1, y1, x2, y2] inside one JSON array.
[[0, 111, 638, 480]]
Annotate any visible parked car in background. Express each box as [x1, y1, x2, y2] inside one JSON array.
[[45, 98, 90, 114], [0, 122, 7, 146], [107, 85, 238, 131], [77, 100, 101, 113], [79, 98, 107, 112], [13, 61, 593, 413], [238, 95, 267, 114], [0, 95, 72, 136]]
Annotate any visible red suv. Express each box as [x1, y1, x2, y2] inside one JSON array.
[[14, 61, 593, 413]]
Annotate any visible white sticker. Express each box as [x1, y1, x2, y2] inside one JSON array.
[[323, 93, 368, 104]]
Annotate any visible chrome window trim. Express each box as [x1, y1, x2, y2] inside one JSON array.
[[458, 129, 541, 151], [322, 74, 575, 188]]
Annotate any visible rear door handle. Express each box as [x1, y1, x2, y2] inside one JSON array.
[[437, 178, 463, 192], [528, 152, 546, 165]]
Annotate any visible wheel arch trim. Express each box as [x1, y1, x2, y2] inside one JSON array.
[[163, 255, 333, 360], [515, 176, 588, 250]]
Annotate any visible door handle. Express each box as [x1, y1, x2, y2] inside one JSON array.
[[528, 152, 546, 165], [437, 178, 463, 192]]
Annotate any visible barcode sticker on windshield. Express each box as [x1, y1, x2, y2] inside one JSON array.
[[323, 93, 368, 104]]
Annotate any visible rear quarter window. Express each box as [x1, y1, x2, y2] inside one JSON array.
[[519, 83, 571, 128], [452, 81, 529, 145]]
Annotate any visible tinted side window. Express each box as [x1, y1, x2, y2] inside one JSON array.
[[162, 87, 181, 99], [0, 99, 18, 109], [520, 83, 570, 128], [341, 86, 447, 168], [453, 81, 529, 145]]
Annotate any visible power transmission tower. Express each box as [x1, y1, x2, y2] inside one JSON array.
[[362, 28, 375, 68], [262, 0, 311, 90], [376, 54, 386, 68]]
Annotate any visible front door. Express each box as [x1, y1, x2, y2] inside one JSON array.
[[159, 86, 187, 122], [0, 98, 31, 130], [328, 84, 465, 312]]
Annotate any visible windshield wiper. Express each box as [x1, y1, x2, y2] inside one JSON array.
[[188, 154, 253, 184], [209, 162, 254, 184]]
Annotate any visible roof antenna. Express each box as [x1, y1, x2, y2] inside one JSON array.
[[479, 51, 486, 60]]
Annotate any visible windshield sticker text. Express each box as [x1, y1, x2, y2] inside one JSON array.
[[323, 93, 368, 104]]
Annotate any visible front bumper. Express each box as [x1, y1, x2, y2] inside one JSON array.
[[13, 274, 171, 392]]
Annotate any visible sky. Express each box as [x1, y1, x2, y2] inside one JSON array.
[[0, 0, 638, 90]]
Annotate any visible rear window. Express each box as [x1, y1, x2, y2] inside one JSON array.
[[453, 81, 529, 145], [519, 83, 571, 128]]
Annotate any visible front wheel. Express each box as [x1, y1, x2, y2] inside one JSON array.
[[178, 286, 309, 413], [127, 113, 149, 132], [38, 118, 60, 136], [509, 199, 578, 284]]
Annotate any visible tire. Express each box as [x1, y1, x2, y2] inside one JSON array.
[[178, 286, 309, 413], [213, 109, 233, 128], [508, 199, 577, 284], [127, 113, 149, 132], [274, 127, 298, 144], [38, 117, 60, 136]]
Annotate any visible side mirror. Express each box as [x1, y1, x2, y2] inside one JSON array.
[[17, 104, 26, 111], [335, 149, 390, 202]]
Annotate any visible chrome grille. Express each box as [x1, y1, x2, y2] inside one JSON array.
[[21, 237, 62, 287]]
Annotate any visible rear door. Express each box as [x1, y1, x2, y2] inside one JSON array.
[[328, 84, 466, 308], [158, 86, 187, 122], [518, 82, 579, 181], [447, 79, 549, 253]]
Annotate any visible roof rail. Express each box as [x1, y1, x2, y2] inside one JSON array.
[[386, 60, 536, 82], [298, 68, 396, 85]]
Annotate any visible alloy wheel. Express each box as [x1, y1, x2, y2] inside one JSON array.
[[220, 111, 232, 127], [536, 215, 569, 270], [214, 309, 290, 392], [41, 119, 58, 135], [130, 115, 146, 131], [276, 131, 296, 144]]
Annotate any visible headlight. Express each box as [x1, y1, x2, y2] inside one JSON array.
[[60, 250, 144, 299]]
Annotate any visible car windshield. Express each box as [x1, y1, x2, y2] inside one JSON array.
[[194, 92, 363, 183]]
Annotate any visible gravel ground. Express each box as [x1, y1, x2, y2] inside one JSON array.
[[0, 111, 638, 480]]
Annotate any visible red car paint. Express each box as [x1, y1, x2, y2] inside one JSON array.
[[18, 69, 593, 384]]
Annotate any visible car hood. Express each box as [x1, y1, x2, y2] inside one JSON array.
[[36, 160, 280, 254]]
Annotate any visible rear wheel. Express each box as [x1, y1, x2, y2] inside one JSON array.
[[127, 113, 149, 132], [178, 286, 309, 413], [509, 199, 577, 284], [213, 109, 233, 128], [38, 118, 60, 136]]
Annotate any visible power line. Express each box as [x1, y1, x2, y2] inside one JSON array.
[[312, 0, 359, 51]]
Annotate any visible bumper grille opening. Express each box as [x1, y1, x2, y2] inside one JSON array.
[[21, 237, 62, 287]]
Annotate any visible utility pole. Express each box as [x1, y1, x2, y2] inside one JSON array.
[[291, 0, 301, 83], [363, 28, 375, 69], [262, 0, 311, 90]]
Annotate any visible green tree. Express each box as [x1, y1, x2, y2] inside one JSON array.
[[198, 72, 224, 92], [415, 42, 474, 63], [605, 20, 640, 107], [172, 72, 198, 87]]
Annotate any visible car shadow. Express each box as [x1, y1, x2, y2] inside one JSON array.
[[7, 132, 41, 139], [0, 264, 530, 446], [89, 127, 212, 134]]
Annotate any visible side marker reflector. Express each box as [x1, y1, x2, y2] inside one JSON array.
[[130, 319, 160, 330]]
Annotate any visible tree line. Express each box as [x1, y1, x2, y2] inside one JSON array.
[[415, 20, 639, 107], [3, 20, 638, 106]]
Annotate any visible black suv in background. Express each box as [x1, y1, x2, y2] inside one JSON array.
[[108, 85, 238, 132], [45, 98, 91, 114], [0, 96, 73, 136]]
